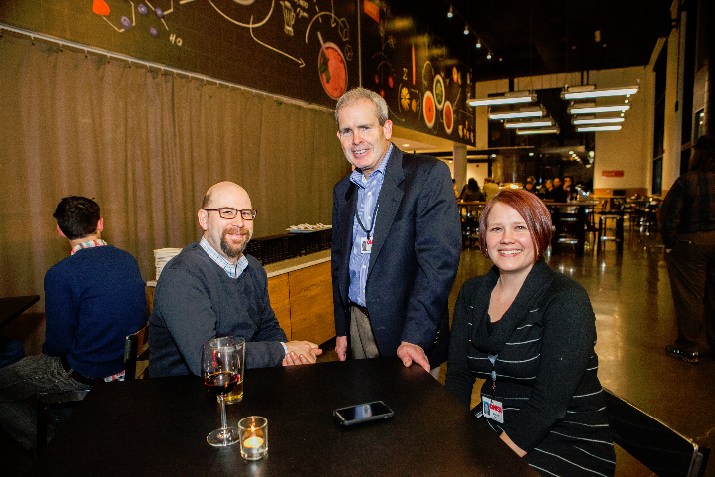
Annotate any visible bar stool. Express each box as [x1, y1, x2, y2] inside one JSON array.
[[458, 202, 482, 248], [597, 211, 624, 253], [551, 206, 586, 256]]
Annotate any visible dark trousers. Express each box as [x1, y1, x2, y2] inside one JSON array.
[[665, 231, 715, 352]]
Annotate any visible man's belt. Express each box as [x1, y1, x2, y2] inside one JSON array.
[[350, 302, 369, 317], [61, 356, 105, 385]]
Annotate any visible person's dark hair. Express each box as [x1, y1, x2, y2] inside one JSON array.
[[690, 135, 715, 172], [467, 178, 479, 191], [335, 87, 389, 126], [478, 189, 552, 261], [53, 196, 101, 239]]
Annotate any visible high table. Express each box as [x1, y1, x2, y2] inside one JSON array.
[[0, 295, 40, 329], [31, 359, 536, 476]]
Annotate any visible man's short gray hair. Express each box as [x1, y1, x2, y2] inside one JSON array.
[[334, 87, 389, 126]]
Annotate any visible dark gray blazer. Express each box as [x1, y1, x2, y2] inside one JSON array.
[[331, 145, 461, 366]]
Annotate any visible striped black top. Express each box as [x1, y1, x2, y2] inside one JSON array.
[[446, 261, 615, 477]]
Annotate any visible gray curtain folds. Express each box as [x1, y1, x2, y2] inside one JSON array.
[[0, 33, 349, 305]]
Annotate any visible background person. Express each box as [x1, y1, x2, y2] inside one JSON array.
[[551, 177, 567, 202], [538, 179, 554, 200], [661, 135, 715, 363], [459, 178, 485, 201], [482, 177, 500, 202], [0, 196, 147, 450], [149, 181, 322, 377], [445, 190, 615, 476], [562, 176, 574, 201], [523, 176, 537, 195], [331, 87, 461, 374]]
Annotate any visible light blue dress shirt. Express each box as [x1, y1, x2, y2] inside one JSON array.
[[348, 144, 393, 307]]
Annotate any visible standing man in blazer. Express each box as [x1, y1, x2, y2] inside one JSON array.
[[331, 87, 461, 374]]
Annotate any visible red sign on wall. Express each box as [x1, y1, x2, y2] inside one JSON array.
[[602, 170, 625, 178]]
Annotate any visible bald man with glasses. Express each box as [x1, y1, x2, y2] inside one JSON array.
[[149, 181, 321, 378]]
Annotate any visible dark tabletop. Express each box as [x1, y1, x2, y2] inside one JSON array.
[[31, 358, 536, 476], [0, 295, 40, 329]]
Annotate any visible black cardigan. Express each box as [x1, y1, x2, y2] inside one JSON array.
[[445, 260, 615, 476]]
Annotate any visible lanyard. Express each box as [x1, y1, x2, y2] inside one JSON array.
[[354, 197, 379, 241], [488, 354, 498, 398]]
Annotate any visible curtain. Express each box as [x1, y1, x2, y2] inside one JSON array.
[[0, 33, 349, 349]]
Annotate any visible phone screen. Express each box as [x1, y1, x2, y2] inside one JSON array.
[[333, 401, 394, 426]]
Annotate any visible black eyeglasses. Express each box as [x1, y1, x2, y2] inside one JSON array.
[[204, 208, 257, 220]]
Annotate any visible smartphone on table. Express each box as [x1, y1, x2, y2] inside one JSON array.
[[333, 400, 395, 426]]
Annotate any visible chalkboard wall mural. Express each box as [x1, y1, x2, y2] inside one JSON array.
[[360, 1, 475, 146], [0, 0, 359, 108]]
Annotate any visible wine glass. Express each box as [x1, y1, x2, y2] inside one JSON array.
[[201, 336, 241, 447]]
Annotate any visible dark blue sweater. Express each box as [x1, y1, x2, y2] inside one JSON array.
[[43, 245, 147, 379]]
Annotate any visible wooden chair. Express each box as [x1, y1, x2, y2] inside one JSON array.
[[36, 322, 150, 450], [604, 388, 710, 477]]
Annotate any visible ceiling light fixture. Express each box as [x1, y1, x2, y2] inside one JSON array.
[[516, 127, 560, 135], [561, 85, 639, 100], [504, 119, 554, 129], [486, 51, 493, 60], [576, 125, 623, 132], [447, 5, 454, 18], [488, 106, 546, 120], [475, 38, 482, 49], [572, 116, 625, 125], [463, 24, 469, 35], [468, 91, 536, 107], [568, 104, 630, 114]]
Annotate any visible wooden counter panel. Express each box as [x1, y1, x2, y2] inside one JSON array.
[[287, 261, 334, 345], [267, 273, 292, 340]]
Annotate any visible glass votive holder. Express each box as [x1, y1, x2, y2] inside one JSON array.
[[238, 416, 268, 460]]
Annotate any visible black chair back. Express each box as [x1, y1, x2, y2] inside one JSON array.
[[124, 322, 149, 381]]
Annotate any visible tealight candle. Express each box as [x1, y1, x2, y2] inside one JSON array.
[[243, 436, 264, 448], [238, 416, 268, 460]]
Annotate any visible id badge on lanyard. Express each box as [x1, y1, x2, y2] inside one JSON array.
[[482, 353, 503, 423], [355, 196, 378, 255], [360, 237, 373, 253], [481, 395, 504, 423]]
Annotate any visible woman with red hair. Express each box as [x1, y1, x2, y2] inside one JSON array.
[[446, 190, 615, 476]]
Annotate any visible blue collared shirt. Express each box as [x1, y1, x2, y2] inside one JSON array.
[[348, 143, 393, 307], [199, 236, 248, 279]]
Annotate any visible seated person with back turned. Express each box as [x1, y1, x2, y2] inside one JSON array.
[[0, 196, 147, 450], [149, 181, 322, 377], [445, 190, 615, 476]]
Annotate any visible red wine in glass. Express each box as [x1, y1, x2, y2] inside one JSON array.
[[203, 371, 239, 396]]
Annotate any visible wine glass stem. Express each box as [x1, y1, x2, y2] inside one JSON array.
[[219, 395, 228, 432]]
